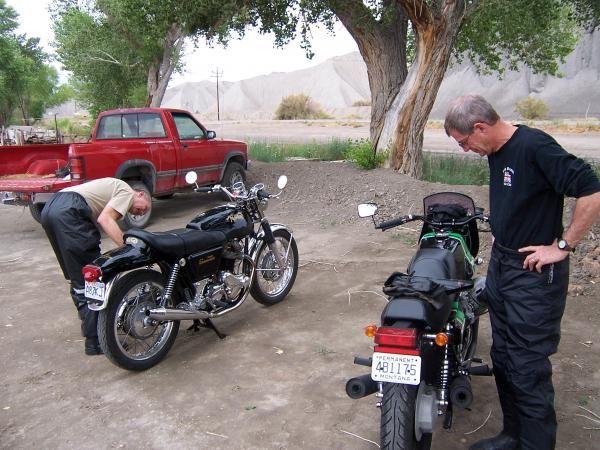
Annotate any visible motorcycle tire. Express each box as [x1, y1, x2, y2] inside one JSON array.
[[250, 229, 298, 305], [98, 270, 180, 371], [380, 383, 432, 450]]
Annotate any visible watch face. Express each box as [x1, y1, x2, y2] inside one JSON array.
[[558, 240, 567, 249]]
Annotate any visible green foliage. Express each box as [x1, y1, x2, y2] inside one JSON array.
[[0, 1, 61, 127], [515, 96, 550, 120], [274, 94, 330, 120], [352, 99, 371, 107], [345, 140, 386, 170], [422, 154, 489, 186], [249, 140, 348, 162], [455, 0, 579, 76]]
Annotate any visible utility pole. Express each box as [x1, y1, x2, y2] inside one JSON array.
[[210, 68, 224, 121]]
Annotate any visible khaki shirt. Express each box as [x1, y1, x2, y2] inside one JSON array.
[[62, 178, 134, 222]]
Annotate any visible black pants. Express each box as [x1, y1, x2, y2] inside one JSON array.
[[41, 192, 101, 339], [486, 243, 569, 450]]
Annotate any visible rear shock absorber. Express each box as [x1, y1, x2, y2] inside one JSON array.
[[437, 323, 453, 412], [160, 262, 181, 306]]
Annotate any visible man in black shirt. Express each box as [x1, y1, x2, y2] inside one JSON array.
[[444, 95, 600, 450]]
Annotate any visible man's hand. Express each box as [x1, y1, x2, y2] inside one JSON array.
[[519, 241, 569, 272]]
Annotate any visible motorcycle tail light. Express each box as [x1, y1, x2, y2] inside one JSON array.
[[82, 265, 102, 282], [364, 324, 378, 338], [374, 327, 418, 348]]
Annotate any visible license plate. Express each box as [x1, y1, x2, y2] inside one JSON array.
[[84, 281, 106, 301], [371, 352, 421, 385]]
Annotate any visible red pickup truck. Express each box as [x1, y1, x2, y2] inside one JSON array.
[[0, 108, 249, 228]]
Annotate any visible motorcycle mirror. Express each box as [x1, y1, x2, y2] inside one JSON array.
[[185, 171, 198, 185], [357, 203, 378, 218], [277, 175, 288, 190]]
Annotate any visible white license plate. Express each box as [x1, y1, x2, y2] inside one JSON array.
[[84, 281, 106, 301], [371, 352, 421, 385]]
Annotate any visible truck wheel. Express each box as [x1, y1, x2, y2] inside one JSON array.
[[222, 162, 245, 188], [123, 181, 152, 229], [29, 203, 45, 223]]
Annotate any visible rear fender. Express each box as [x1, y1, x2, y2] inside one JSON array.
[[91, 241, 157, 282], [88, 268, 159, 311]]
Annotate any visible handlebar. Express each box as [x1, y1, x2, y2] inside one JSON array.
[[375, 213, 489, 231]]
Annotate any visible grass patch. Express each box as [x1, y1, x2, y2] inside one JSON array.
[[249, 140, 349, 162], [422, 153, 489, 185]]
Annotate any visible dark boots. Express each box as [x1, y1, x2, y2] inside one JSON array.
[[469, 432, 519, 450], [85, 337, 103, 355]]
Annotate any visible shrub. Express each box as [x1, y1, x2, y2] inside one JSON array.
[[345, 140, 386, 170], [352, 99, 371, 107], [274, 94, 330, 120], [515, 96, 549, 120]]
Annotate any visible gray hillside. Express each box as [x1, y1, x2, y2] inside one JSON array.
[[163, 29, 600, 120]]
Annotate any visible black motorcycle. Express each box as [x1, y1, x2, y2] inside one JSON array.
[[82, 173, 298, 371], [346, 192, 491, 450]]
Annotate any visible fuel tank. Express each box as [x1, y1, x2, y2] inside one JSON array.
[[409, 236, 467, 280], [187, 205, 252, 240]]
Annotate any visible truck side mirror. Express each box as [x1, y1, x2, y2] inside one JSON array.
[[207, 130, 216, 140]]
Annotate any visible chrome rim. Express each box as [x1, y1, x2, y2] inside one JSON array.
[[114, 279, 174, 361], [255, 237, 295, 297]]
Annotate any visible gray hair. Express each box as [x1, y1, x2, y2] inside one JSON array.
[[444, 94, 500, 136]]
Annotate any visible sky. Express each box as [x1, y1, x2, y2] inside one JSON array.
[[7, 0, 359, 86]]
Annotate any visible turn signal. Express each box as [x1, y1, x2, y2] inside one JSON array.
[[364, 324, 378, 338], [82, 265, 102, 282], [435, 333, 449, 347]]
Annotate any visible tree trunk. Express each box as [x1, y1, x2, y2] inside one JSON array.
[[146, 24, 185, 107], [332, 1, 466, 178], [376, 1, 466, 178], [331, 2, 408, 151]]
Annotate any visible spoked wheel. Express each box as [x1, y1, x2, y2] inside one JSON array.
[[380, 383, 433, 450], [250, 229, 298, 305], [98, 270, 179, 371]]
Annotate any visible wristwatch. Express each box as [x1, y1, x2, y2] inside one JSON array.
[[557, 238, 575, 252]]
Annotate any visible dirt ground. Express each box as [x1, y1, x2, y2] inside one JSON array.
[[1, 160, 599, 450]]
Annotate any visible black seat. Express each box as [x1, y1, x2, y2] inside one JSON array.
[[408, 248, 458, 279], [381, 296, 453, 331], [125, 228, 226, 258]]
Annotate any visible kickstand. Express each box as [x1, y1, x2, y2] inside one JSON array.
[[187, 319, 227, 339]]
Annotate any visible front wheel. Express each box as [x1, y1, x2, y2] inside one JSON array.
[[380, 383, 432, 450], [250, 229, 298, 305], [98, 270, 179, 371]]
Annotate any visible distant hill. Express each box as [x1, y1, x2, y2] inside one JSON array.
[[161, 28, 599, 121]]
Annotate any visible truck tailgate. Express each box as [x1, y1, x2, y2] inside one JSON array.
[[0, 176, 73, 193]]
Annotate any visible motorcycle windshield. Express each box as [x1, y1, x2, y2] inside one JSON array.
[[423, 192, 475, 217]]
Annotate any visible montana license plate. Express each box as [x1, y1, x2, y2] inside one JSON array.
[[84, 281, 106, 301], [371, 352, 421, 385]]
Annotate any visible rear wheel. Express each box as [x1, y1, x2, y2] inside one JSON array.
[[380, 383, 432, 450], [98, 270, 179, 371], [122, 181, 152, 229], [250, 229, 298, 305]]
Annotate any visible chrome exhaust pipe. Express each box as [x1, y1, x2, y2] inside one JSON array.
[[147, 307, 210, 321]]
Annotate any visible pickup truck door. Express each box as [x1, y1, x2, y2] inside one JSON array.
[[171, 112, 222, 186]]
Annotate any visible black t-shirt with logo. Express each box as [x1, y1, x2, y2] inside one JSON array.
[[488, 125, 600, 250]]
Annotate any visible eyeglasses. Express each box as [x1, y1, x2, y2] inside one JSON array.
[[457, 132, 473, 149]]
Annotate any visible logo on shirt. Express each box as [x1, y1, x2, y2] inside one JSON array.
[[503, 167, 514, 187]]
